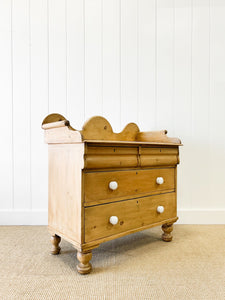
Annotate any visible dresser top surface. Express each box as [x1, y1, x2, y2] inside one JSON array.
[[42, 113, 182, 146], [83, 140, 181, 146]]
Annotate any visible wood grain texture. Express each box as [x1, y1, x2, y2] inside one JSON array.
[[50, 234, 61, 254], [162, 222, 174, 242], [48, 144, 84, 244], [42, 114, 182, 145], [84, 143, 180, 169], [76, 251, 92, 275], [82, 217, 178, 251], [85, 192, 177, 242], [2, 0, 225, 226], [42, 114, 82, 143], [84, 168, 175, 205], [137, 130, 181, 144], [43, 113, 181, 273], [81, 116, 140, 141]]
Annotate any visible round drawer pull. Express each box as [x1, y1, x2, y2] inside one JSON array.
[[157, 206, 164, 214], [156, 177, 164, 185], [109, 216, 119, 225], [109, 181, 118, 190]]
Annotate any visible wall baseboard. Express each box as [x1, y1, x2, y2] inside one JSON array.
[[0, 210, 48, 225], [0, 209, 224, 225], [177, 209, 225, 224]]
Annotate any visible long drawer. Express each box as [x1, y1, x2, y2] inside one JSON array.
[[84, 168, 175, 205], [84, 192, 176, 242]]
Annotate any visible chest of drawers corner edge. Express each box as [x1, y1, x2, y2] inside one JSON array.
[[42, 113, 182, 274]]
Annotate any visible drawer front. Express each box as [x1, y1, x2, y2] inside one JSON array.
[[84, 168, 175, 205], [84, 145, 139, 169], [140, 147, 179, 167], [84, 144, 179, 169], [85, 192, 176, 242]]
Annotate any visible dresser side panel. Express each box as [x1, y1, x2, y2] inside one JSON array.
[[48, 143, 84, 244]]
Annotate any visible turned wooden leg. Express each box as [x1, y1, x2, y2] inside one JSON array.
[[162, 223, 174, 242], [51, 234, 61, 255], [76, 251, 92, 275]]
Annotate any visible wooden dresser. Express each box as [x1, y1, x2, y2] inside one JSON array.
[[42, 113, 182, 274]]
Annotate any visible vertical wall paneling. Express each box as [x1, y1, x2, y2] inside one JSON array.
[[1, 0, 225, 224], [191, 0, 210, 208], [120, 0, 138, 128], [102, 0, 121, 132], [138, 0, 156, 131], [0, 1, 13, 209], [174, 0, 192, 209], [12, 0, 31, 210], [84, 0, 103, 119], [66, 0, 85, 128], [156, 0, 174, 134], [210, 0, 225, 208], [48, 0, 67, 115], [30, 0, 48, 210]]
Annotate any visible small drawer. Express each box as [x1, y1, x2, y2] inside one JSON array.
[[84, 145, 139, 169], [84, 192, 176, 242], [84, 168, 175, 205]]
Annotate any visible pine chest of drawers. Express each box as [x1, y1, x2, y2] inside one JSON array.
[[42, 113, 182, 274]]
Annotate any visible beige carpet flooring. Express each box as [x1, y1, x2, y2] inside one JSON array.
[[0, 225, 224, 300]]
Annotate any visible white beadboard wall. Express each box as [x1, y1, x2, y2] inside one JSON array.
[[1, 0, 225, 225]]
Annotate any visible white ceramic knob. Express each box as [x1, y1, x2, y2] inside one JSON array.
[[156, 177, 164, 185], [109, 181, 118, 190], [157, 206, 164, 214], [109, 216, 119, 225]]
